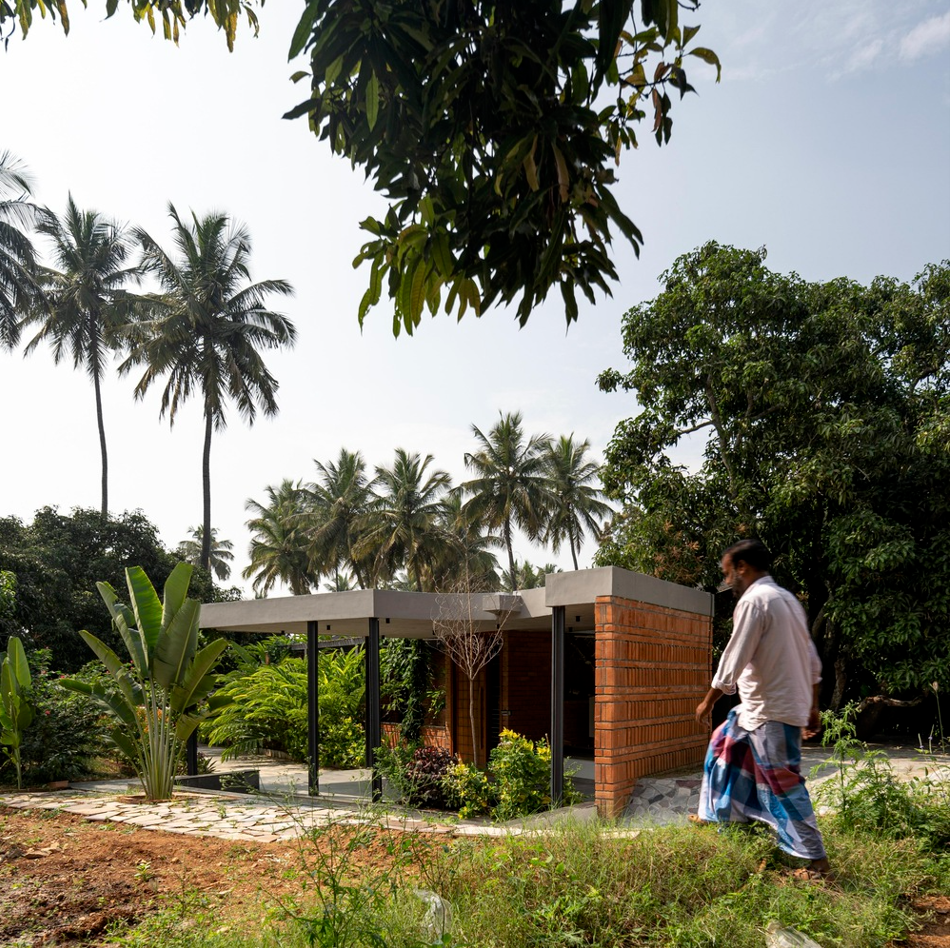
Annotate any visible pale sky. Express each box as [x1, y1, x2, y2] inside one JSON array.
[[2, 1, 948, 595]]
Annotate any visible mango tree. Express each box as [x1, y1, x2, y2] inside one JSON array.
[[62, 563, 229, 801]]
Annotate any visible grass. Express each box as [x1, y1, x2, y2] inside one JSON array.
[[99, 812, 949, 948], [55, 718, 950, 947]]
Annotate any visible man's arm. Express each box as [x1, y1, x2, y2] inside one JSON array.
[[695, 687, 724, 727], [803, 682, 821, 739], [695, 599, 762, 728]]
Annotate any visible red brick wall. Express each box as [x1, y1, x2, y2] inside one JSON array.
[[503, 630, 551, 742], [382, 722, 451, 750], [595, 596, 712, 816]]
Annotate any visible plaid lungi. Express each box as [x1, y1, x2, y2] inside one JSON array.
[[698, 708, 826, 861]]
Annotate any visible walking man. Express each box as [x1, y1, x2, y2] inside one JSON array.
[[694, 538, 831, 876]]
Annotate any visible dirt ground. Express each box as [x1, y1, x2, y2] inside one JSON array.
[[0, 804, 415, 946], [1, 804, 947, 946]]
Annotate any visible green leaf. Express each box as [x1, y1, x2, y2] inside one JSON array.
[[152, 597, 200, 691], [430, 233, 453, 280], [125, 566, 163, 654], [366, 69, 379, 131], [289, 1, 319, 60], [74, 630, 139, 707], [324, 54, 345, 87], [688, 47, 721, 81], [5, 637, 30, 689], [172, 639, 230, 714], [161, 562, 193, 634], [409, 258, 427, 324]]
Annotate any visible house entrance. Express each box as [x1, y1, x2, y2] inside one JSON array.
[[564, 632, 595, 757]]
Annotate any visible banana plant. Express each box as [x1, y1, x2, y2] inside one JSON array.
[[61, 563, 230, 801], [0, 636, 33, 790]]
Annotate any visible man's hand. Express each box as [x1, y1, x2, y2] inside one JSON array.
[[802, 706, 821, 740]]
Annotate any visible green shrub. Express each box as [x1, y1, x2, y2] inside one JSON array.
[[205, 660, 309, 760], [319, 715, 365, 770], [20, 655, 110, 784], [489, 729, 556, 821], [815, 705, 950, 851], [206, 649, 366, 769], [377, 741, 458, 809], [382, 729, 582, 820], [446, 759, 496, 818]]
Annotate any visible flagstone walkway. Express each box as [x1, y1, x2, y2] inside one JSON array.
[[2, 743, 945, 842]]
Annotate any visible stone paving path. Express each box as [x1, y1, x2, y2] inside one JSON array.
[[3, 744, 945, 842], [0, 787, 504, 841]]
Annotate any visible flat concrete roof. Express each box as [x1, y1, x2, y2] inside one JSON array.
[[201, 567, 712, 638], [545, 567, 714, 617]]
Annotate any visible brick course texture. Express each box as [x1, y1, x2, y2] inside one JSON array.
[[595, 595, 712, 817], [382, 722, 451, 750]]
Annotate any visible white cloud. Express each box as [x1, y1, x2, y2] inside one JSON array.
[[900, 10, 950, 60], [839, 36, 885, 75]]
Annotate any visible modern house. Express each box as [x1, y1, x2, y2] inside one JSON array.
[[202, 565, 713, 816]]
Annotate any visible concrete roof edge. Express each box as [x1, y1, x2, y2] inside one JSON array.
[[545, 566, 713, 616]]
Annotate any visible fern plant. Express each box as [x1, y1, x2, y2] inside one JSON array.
[[207, 647, 367, 768]]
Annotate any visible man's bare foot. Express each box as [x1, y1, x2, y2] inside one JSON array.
[[809, 857, 832, 876], [687, 814, 713, 825]]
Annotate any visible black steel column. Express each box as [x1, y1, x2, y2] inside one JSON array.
[[366, 617, 383, 802], [186, 731, 198, 776], [551, 605, 565, 806], [307, 620, 320, 795]]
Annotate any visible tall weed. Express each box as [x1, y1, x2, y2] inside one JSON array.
[[814, 705, 950, 850]]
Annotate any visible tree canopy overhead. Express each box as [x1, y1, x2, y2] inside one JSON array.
[[4, 1, 719, 335], [1, 0, 262, 50], [288, 0, 719, 334], [597, 243, 950, 713]]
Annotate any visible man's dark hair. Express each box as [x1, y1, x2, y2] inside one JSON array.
[[723, 538, 772, 572]]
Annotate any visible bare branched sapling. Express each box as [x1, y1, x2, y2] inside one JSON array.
[[432, 573, 516, 769]]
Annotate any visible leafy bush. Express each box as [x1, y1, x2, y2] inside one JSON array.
[[446, 759, 496, 818], [386, 729, 585, 820], [19, 655, 111, 784], [815, 705, 950, 851], [490, 729, 558, 820], [206, 648, 367, 769], [319, 715, 365, 770], [206, 661, 309, 760], [377, 742, 457, 809]]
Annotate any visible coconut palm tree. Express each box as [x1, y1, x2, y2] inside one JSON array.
[[123, 204, 295, 571], [0, 151, 46, 349], [460, 411, 552, 591], [176, 525, 235, 581], [542, 435, 613, 570], [22, 196, 140, 518], [306, 448, 376, 588], [360, 449, 453, 592], [500, 559, 561, 592], [430, 491, 501, 591], [243, 480, 314, 596]]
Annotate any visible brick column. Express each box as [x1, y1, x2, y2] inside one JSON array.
[[594, 596, 712, 817]]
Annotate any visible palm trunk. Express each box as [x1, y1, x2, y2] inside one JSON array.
[[570, 525, 579, 571], [201, 410, 213, 571], [504, 518, 517, 591], [94, 369, 108, 519]]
